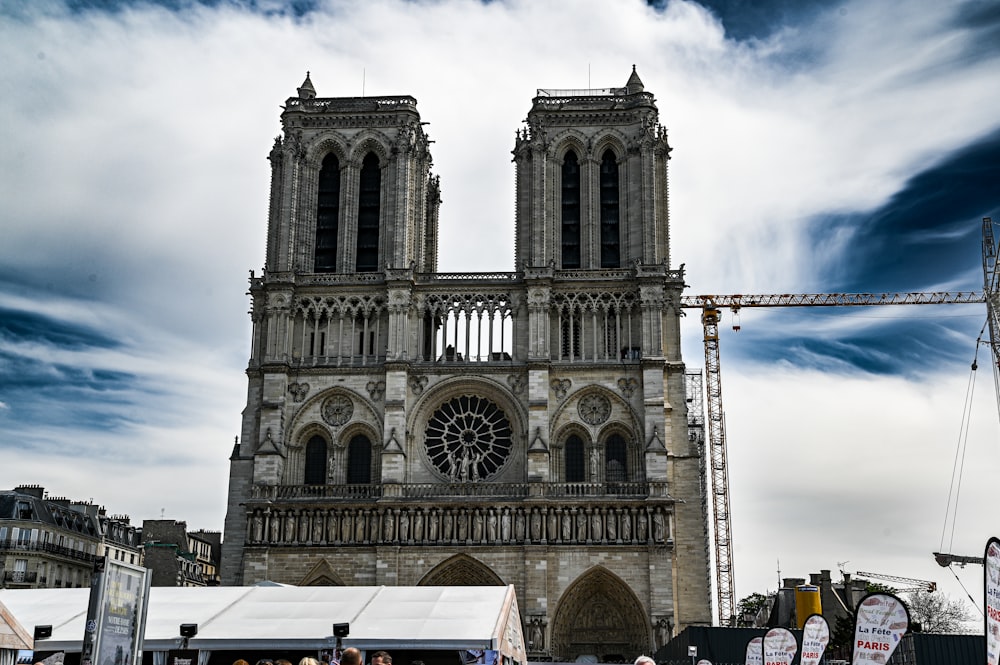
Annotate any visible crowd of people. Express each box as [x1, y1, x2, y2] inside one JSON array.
[[233, 649, 403, 665]]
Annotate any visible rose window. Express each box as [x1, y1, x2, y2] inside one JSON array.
[[425, 395, 513, 481]]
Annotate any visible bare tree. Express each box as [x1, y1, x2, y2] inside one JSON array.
[[905, 591, 976, 634]]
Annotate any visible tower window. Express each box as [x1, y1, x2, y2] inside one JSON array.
[[356, 152, 381, 272], [565, 435, 585, 482], [315, 153, 340, 272], [600, 149, 620, 268], [304, 435, 327, 485], [347, 434, 372, 484], [561, 150, 581, 268]]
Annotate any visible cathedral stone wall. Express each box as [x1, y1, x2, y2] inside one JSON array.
[[222, 69, 712, 661]]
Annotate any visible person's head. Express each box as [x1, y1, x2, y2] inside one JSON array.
[[633, 656, 655, 665], [298, 658, 319, 665], [256, 659, 274, 665], [370, 651, 391, 665], [340, 649, 362, 665]]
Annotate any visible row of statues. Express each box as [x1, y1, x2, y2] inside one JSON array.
[[248, 504, 670, 546]]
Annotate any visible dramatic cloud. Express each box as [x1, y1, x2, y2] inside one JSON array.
[[0, 0, 996, 618]]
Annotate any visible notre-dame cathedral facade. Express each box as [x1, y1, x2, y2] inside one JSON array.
[[221, 67, 713, 659]]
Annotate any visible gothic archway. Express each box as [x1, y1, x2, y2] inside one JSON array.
[[550, 566, 649, 661], [418, 553, 505, 586]]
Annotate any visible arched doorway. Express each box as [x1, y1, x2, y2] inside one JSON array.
[[550, 566, 649, 661], [418, 553, 505, 586]]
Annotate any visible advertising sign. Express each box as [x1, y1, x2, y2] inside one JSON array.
[[762, 627, 796, 665], [987, 537, 1000, 665], [800, 614, 830, 665], [80, 558, 151, 665], [851, 592, 909, 665], [744, 636, 763, 665]]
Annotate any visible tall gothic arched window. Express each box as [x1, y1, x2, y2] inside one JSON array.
[[565, 434, 585, 482], [356, 152, 381, 272], [346, 434, 372, 484], [605, 433, 627, 482], [304, 435, 328, 485], [561, 150, 581, 268], [599, 149, 620, 268], [315, 153, 340, 272]]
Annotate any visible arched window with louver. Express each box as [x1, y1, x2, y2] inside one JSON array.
[[599, 149, 620, 268], [356, 152, 381, 272], [561, 150, 581, 268], [315, 153, 340, 272]]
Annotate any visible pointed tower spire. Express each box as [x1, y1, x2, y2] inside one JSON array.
[[625, 64, 644, 94], [297, 71, 316, 99]]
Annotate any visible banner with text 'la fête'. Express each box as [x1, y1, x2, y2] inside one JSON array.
[[987, 537, 1000, 665], [800, 614, 830, 665], [852, 592, 909, 665], [744, 636, 763, 665], [762, 627, 797, 665]]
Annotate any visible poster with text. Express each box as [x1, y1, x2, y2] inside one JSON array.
[[851, 592, 909, 665], [762, 627, 796, 665], [800, 614, 830, 665], [80, 559, 150, 665], [987, 537, 1000, 665], [744, 636, 763, 665]]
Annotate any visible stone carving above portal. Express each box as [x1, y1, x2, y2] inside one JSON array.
[[577, 393, 611, 425], [288, 382, 311, 402], [617, 377, 637, 398], [366, 381, 386, 401], [550, 379, 571, 399], [321, 394, 353, 426]]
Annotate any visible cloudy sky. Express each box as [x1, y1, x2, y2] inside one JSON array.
[[1, 0, 998, 624]]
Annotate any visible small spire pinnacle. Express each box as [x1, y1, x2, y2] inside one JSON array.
[[626, 65, 644, 94], [297, 71, 316, 99]]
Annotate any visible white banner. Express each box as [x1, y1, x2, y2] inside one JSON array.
[[800, 614, 830, 665], [852, 592, 909, 665], [762, 627, 797, 665], [987, 537, 1000, 665], [744, 636, 763, 665]]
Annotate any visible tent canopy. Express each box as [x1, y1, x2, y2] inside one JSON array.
[[0, 585, 526, 661]]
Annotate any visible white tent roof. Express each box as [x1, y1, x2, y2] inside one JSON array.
[[0, 585, 526, 661]]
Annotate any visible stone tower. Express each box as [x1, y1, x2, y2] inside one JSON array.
[[221, 68, 712, 659]]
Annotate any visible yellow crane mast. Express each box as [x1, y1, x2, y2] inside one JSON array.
[[679, 290, 986, 625]]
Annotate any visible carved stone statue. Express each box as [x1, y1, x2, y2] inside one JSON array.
[[473, 510, 484, 541], [530, 510, 542, 541], [621, 510, 631, 541], [487, 510, 498, 541], [443, 510, 454, 540], [252, 513, 263, 542], [414, 511, 424, 541], [501, 508, 511, 541], [653, 510, 665, 542], [515, 510, 526, 541], [399, 511, 410, 541]]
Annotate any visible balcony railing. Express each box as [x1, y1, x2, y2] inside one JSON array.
[[0, 539, 98, 563], [249, 481, 663, 502], [3, 570, 38, 584]]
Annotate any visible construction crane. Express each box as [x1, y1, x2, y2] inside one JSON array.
[[855, 570, 937, 593], [930, 217, 998, 572], [678, 289, 986, 625]]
